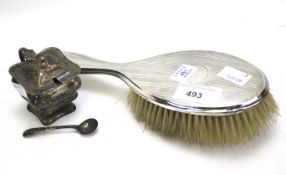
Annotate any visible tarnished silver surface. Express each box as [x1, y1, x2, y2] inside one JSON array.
[[63, 50, 269, 116], [9, 48, 82, 125]]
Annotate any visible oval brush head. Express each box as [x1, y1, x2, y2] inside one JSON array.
[[128, 91, 278, 145], [120, 51, 280, 145]]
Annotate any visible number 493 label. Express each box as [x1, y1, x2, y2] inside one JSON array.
[[173, 83, 222, 105]]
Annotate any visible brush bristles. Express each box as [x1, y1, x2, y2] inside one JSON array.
[[128, 92, 279, 145]]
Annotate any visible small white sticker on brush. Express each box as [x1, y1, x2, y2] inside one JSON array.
[[170, 64, 197, 82], [173, 83, 222, 104], [217, 66, 252, 86]]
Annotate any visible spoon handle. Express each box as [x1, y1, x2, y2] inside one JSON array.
[[23, 125, 77, 137]]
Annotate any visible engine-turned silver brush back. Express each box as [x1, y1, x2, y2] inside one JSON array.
[[63, 50, 269, 116]]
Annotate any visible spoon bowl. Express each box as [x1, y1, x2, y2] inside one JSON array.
[[77, 118, 98, 135]]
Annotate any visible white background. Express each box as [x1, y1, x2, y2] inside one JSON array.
[[1, 0, 286, 175]]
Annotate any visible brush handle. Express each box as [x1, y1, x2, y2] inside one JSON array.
[[23, 125, 77, 137], [63, 51, 140, 93], [63, 51, 122, 73]]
